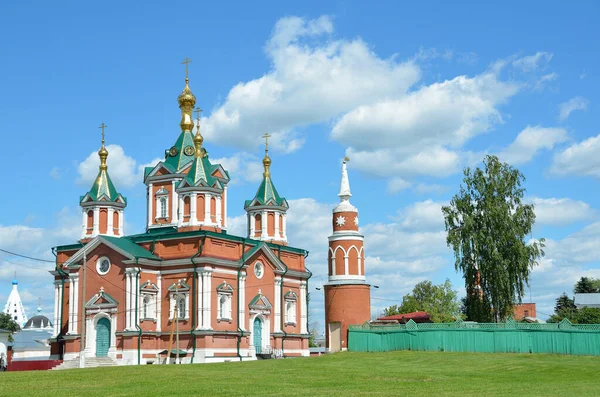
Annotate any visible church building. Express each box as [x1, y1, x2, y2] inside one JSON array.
[[49, 66, 312, 365]]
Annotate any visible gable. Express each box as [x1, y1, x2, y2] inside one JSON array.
[[249, 292, 272, 310]]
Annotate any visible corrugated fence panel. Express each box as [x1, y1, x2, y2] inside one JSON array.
[[348, 320, 600, 356]]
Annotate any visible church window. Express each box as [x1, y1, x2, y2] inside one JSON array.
[[96, 256, 111, 275], [139, 281, 158, 321], [168, 280, 190, 321], [155, 187, 169, 220], [216, 281, 233, 322], [284, 291, 297, 325]]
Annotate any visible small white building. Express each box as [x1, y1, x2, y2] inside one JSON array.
[[574, 293, 600, 309]]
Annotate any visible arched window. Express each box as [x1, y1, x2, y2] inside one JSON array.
[[160, 197, 168, 219], [177, 296, 186, 319], [143, 295, 151, 319]]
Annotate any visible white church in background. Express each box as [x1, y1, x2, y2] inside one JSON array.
[[2, 274, 28, 327]]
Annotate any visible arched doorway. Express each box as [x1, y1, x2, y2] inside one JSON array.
[[96, 317, 110, 357], [253, 317, 263, 354]]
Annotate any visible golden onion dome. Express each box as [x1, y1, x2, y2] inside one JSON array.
[[178, 78, 197, 107]]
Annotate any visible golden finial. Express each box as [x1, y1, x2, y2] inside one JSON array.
[[193, 107, 204, 157], [262, 132, 272, 178], [98, 123, 108, 171], [343, 156, 350, 163], [178, 58, 196, 131]]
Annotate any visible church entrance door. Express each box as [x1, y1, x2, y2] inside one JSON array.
[[96, 317, 110, 357], [253, 317, 262, 354], [329, 322, 341, 352]]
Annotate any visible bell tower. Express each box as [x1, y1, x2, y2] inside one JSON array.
[[324, 158, 370, 352], [244, 133, 289, 244], [80, 124, 126, 240]]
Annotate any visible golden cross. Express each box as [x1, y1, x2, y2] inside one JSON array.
[[262, 132, 271, 151], [181, 57, 192, 79], [194, 107, 203, 122], [99, 123, 107, 144], [344, 156, 350, 162]]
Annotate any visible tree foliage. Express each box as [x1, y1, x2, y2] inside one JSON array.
[[382, 279, 462, 322], [0, 312, 20, 342], [442, 155, 545, 322], [574, 277, 600, 294]]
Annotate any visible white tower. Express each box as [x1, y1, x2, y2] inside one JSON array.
[[3, 273, 28, 327]]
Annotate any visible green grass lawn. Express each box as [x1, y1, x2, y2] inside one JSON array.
[[2, 351, 599, 396]]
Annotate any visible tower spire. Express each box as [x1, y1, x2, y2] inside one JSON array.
[[338, 157, 351, 201], [262, 132, 272, 178], [178, 57, 196, 132]]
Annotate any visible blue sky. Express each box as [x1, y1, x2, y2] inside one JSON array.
[[1, 1, 599, 328]]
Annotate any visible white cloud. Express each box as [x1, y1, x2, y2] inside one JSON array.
[[387, 178, 411, 194], [50, 167, 61, 180], [77, 144, 141, 188], [396, 199, 447, 232], [211, 152, 263, 184], [550, 134, 600, 179], [497, 126, 568, 165], [413, 183, 447, 195], [530, 197, 596, 226], [534, 72, 558, 91], [559, 96, 589, 121], [512, 52, 553, 72], [203, 15, 421, 153]]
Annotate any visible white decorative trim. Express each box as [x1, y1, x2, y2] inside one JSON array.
[[96, 256, 111, 276]]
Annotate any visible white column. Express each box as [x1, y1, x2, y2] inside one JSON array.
[[223, 186, 228, 229], [71, 274, 79, 334], [178, 196, 184, 227], [344, 255, 349, 275], [190, 193, 198, 226], [147, 183, 153, 228], [171, 180, 178, 225], [81, 209, 87, 239], [204, 194, 211, 225], [300, 282, 307, 334], [196, 272, 204, 329], [53, 282, 60, 336], [249, 213, 255, 238], [261, 210, 268, 239], [204, 271, 212, 329], [107, 208, 114, 236], [125, 272, 131, 330], [110, 314, 117, 350], [282, 213, 287, 241], [274, 277, 281, 332], [135, 271, 140, 328], [118, 210, 124, 236], [216, 195, 222, 227], [156, 274, 162, 332], [274, 212, 280, 240], [92, 207, 100, 236], [239, 273, 246, 331], [68, 277, 74, 334]]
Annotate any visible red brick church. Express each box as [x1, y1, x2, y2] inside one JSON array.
[[49, 65, 370, 365]]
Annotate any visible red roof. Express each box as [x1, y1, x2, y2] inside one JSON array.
[[377, 311, 431, 323]]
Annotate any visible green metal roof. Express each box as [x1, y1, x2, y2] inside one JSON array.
[[101, 236, 159, 260], [164, 130, 196, 172], [184, 155, 218, 187], [83, 169, 126, 204], [245, 175, 286, 208]]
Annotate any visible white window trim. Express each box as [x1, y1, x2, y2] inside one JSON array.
[[96, 256, 111, 276], [140, 293, 157, 322], [284, 292, 297, 326], [217, 292, 232, 322], [169, 292, 189, 321], [155, 188, 170, 221]]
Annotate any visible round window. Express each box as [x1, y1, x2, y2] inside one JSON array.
[[96, 257, 111, 275], [254, 262, 264, 279]]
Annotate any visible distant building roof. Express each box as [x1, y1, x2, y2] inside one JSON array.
[[377, 311, 432, 323], [23, 315, 53, 330], [574, 293, 600, 307]]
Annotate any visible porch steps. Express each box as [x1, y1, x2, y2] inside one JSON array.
[[52, 356, 118, 370]]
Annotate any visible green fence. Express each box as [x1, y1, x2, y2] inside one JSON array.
[[348, 318, 600, 356]]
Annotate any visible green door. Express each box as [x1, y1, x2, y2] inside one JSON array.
[[96, 318, 110, 357], [253, 317, 262, 354]]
